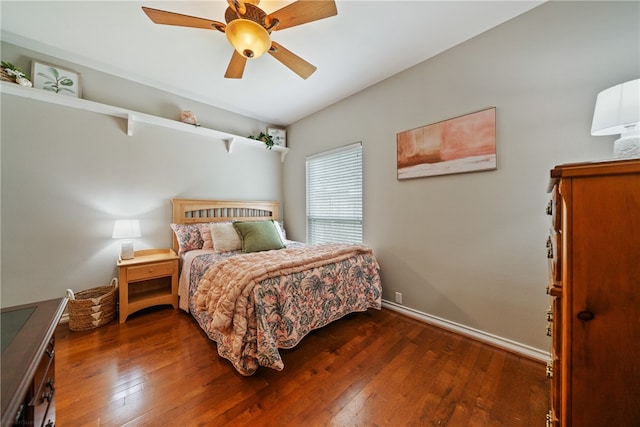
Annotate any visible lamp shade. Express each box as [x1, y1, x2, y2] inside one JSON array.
[[591, 78, 640, 136], [112, 220, 141, 239], [225, 19, 271, 59]]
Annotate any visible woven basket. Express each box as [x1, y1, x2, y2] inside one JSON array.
[[66, 278, 118, 331], [1, 68, 15, 82]]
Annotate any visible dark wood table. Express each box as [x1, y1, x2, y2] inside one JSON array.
[[1, 298, 67, 427]]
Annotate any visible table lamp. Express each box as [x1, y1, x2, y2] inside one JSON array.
[[112, 219, 141, 260], [591, 78, 640, 159]]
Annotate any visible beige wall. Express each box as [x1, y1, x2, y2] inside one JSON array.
[[282, 1, 639, 353], [2, 2, 638, 356], [1, 43, 283, 307]]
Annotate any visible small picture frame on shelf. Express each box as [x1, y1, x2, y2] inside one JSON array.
[[267, 127, 286, 147], [32, 61, 81, 98]]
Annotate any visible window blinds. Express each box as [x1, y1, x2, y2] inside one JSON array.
[[306, 142, 363, 244]]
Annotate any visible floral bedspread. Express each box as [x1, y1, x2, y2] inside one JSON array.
[[184, 242, 382, 375]]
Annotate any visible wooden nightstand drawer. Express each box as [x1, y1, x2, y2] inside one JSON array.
[[127, 261, 174, 282]]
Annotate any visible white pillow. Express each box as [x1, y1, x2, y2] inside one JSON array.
[[208, 222, 242, 253], [275, 220, 287, 241]]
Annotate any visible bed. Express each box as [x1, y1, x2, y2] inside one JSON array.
[[171, 198, 382, 376]]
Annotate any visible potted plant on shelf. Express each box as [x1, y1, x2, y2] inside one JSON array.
[[248, 132, 275, 150], [1, 61, 32, 87]]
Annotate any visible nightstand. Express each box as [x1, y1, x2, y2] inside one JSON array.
[[117, 248, 179, 323]]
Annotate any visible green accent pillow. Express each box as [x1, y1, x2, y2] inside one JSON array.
[[233, 220, 285, 253]]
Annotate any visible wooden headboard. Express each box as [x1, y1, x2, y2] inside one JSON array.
[[171, 198, 280, 252]]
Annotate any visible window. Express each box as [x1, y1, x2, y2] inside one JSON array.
[[306, 142, 362, 244]]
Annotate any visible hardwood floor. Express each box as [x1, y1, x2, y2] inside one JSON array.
[[55, 307, 548, 426]]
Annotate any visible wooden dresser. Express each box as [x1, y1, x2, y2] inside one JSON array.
[[1, 298, 67, 427], [545, 159, 640, 426]]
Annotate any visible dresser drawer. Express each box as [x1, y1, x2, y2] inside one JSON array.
[[29, 338, 55, 427], [549, 295, 562, 425], [127, 261, 174, 282]]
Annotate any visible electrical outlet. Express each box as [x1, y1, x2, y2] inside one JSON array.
[[395, 292, 403, 304]]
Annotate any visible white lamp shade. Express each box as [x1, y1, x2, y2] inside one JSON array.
[[112, 220, 141, 239], [591, 78, 640, 136]]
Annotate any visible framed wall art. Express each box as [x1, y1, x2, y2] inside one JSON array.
[[32, 61, 82, 98], [397, 107, 496, 180], [267, 127, 286, 147]]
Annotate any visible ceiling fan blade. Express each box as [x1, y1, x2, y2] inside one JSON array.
[[268, 41, 317, 79], [142, 7, 225, 32], [268, 0, 337, 31], [225, 50, 247, 79]]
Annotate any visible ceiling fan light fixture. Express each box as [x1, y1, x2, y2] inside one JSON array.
[[225, 19, 271, 59]]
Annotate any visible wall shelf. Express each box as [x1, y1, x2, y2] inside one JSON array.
[[1, 81, 289, 162]]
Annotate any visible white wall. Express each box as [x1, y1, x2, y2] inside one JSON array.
[[283, 1, 640, 354], [1, 42, 283, 307]]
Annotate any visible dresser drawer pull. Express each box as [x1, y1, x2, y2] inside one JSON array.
[[14, 404, 24, 424], [577, 310, 594, 321], [40, 378, 55, 403], [546, 236, 553, 259]]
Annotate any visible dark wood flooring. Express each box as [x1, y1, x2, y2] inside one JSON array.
[[55, 307, 548, 426]]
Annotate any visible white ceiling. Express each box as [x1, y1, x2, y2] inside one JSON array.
[[1, 1, 543, 126]]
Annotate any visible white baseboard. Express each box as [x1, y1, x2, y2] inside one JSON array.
[[381, 300, 550, 362]]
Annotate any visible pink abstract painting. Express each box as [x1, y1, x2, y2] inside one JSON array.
[[397, 107, 496, 179]]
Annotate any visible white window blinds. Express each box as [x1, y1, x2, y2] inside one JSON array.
[[306, 142, 362, 244]]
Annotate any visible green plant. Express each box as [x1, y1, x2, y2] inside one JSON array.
[[248, 131, 275, 150], [37, 66, 76, 94], [2, 61, 28, 79]]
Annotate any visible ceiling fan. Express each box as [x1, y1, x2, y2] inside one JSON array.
[[142, 0, 337, 80]]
